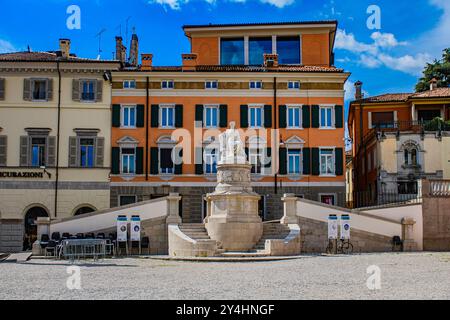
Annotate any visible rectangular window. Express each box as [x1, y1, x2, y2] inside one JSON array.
[[320, 149, 335, 175], [161, 80, 174, 89], [123, 80, 136, 89], [119, 195, 137, 206], [121, 105, 136, 128], [277, 36, 301, 64], [204, 149, 217, 174], [249, 80, 262, 89], [121, 148, 135, 174], [204, 105, 219, 128], [205, 80, 218, 89], [372, 112, 394, 128], [81, 80, 96, 101], [320, 194, 335, 206], [160, 148, 174, 174], [320, 106, 333, 128], [287, 106, 302, 128], [31, 137, 46, 167], [249, 106, 263, 128], [288, 81, 300, 89], [32, 80, 47, 100], [160, 105, 175, 128], [80, 138, 94, 168], [288, 149, 301, 174], [220, 38, 245, 65], [249, 37, 272, 65], [249, 149, 262, 174]]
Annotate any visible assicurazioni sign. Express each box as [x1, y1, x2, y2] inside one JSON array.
[[0, 171, 44, 178]]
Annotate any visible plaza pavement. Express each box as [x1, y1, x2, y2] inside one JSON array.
[[0, 252, 449, 300]]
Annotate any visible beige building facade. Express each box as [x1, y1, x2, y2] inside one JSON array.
[[0, 40, 120, 252]]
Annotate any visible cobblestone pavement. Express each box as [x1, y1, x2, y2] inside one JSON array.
[[1, 252, 450, 300]]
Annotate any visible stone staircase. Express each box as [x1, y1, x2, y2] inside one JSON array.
[[178, 223, 212, 240], [253, 222, 291, 251]]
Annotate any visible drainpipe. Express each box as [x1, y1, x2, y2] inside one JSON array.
[[273, 76, 278, 194], [145, 76, 150, 180], [54, 60, 62, 218]]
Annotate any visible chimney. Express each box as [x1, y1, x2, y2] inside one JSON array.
[[141, 54, 153, 71], [59, 39, 71, 59], [264, 53, 279, 69], [129, 33, 139, 67], [430, 78, 438, 91], [115, 36, 126, 63], [182, 53, 198, 71], [354, 80, 363, 100]]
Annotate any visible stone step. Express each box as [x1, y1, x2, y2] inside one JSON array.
[[220, 251, 269, 258]]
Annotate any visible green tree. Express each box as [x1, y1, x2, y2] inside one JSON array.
[[415, 48, 450, 92]]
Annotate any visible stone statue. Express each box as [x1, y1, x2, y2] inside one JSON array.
[[219, 122, 247, 164]]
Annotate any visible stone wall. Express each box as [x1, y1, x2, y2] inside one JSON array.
[[141, 216, 169, 255], [0, 219, 23, 253]]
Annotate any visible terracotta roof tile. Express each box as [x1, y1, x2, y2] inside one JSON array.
[[145, 64, 344, 73], [352, 88, 450, 105], [183, 20, 337, 29], [0, 51, 118, 63], [410, 87, 450, 98]]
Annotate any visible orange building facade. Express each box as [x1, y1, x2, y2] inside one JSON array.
[[111, 21, 349, 222]]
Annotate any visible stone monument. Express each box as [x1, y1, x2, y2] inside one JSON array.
[[204, 122, 263, 251]]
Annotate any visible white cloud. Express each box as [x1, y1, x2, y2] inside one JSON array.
[[0, 39, 16, 54], [370, 32, 407, 48], [335, 29, 378, 55], [358, 54, 382, 68], [149, 0, 295, 10], [259, 0, 294, 8], [377, 53, 432, 76]]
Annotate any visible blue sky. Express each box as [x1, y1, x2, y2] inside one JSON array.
[[0, 0, 449, 110]]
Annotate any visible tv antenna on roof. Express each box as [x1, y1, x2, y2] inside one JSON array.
[[125, 16, 132, 46], [95, 28, 107, 58]]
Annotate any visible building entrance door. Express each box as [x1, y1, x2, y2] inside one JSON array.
[[24, 206, 49, 251]]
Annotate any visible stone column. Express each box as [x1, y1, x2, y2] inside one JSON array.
[[281, 193, 298, 225], [401, 217, 418, 252], [166, 193, 182, 225], [32, 217, 51, 255]]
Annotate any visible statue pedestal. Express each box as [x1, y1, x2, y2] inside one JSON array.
[[205, 163, 262, 251]]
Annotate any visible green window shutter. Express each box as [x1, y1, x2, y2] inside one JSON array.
[[302, 147, 310, 175], [195, 104, 204, 126], [68, 137, 78, 167], [0, 78, 5, 100], [264, 147, 272, 168], [136, 104, 145, 128], [279, 147, 287, 175], [264, 105, 272, 128], [23, 79, 31, 101], [174, 148, 183, 175], [112, 104, 121, 127], [20, 136, 30, 167], [151, 105, 159, 128], [46, 79, 53, 101], [95, 137, 105, 168], [335, 148, 344, 176], [311, 105, 320, 128], [175, 104, 183, 128], [95, 80, 103, 102], [311, 148, 320, 176], [136, 147, 144, 174], [335, 105, 343, 128], [150, 147, 159, 174], [72, 79, 80, 101], [219, 105, 228, 128], [279, 105, 287, 128], [0, 136, 7, 166], [240, 105, 248, 128], [302, 105, 310, 128], [111, 147, 120, 174], [195, 147, 203, 175], [46, 136, 56, 167]]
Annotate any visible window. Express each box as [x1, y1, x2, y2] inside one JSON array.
[[249, 37, 272, 65], [249, 81, 262, 89], [398, 181, 418, 195], [80, 138, 94, 168], [249, 148, 262, 174], [287, 106, 302, 128], [320, 194, 335, 206], [204, 149, 217, 174], [123, 80, 136, 89], [122, 105, 136, 128], [32, 80, 47, 100], [204, 105, 219, 128], [205, 80, 218, 89], [288, 81, 300, 90], [160, 148, 174, 174], [161, 80, 174, 89], [320, 106, 333, 128], [121, 148, 135, 174], [220, 38, 245, 65], [160, 105, 175, 128], [81, 80, 96, 101], [288, 149, 301, 174], [31, 137, 46, 167], [119, 195, 137, 206], [277, 36, 301, 64], [320, 149, 335, 175], [249, 106, 263, 128], [372, 112, 394, 128], [404, 148, 418, 166]]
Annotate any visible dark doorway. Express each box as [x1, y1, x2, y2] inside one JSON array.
[[418, 110, 441, 122], [74, 206, 95, 216], [258, 196, 266, 221], [24, 206, 49, 251]]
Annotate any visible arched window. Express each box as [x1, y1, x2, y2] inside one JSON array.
[[74, 206, 95, 216], [402, 141, 420, 166]]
